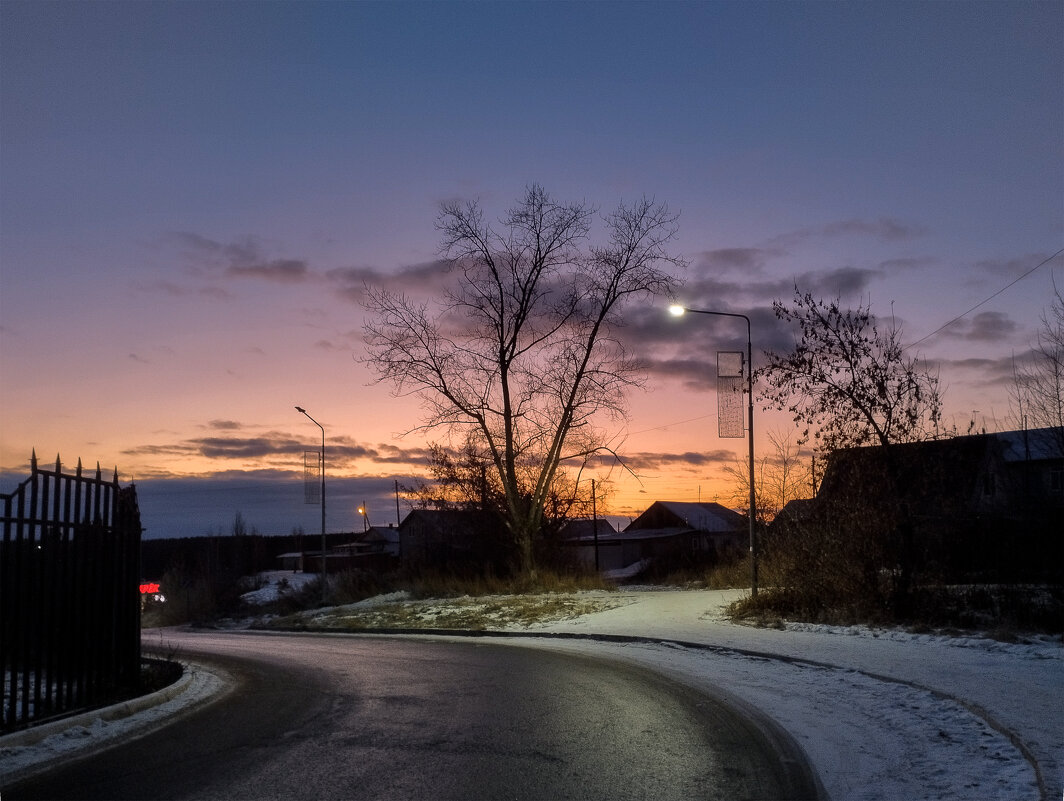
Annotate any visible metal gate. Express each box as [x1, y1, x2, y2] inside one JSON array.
[[1, 452, 142, 732]]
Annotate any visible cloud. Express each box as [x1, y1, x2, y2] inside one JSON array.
[[592, 449, 737, 472], [165, 232, 311, 284], [767, 217, 927, 250], [691, 248, 777, 276], [328, 259, 454, 304], [227, 258, 308, 283], [935, 351, 1028, 388], [122, 431, 435, 472], [206, 419, 243, 431], [134, 280, 234, 301], [936, 311, 1019, 342]]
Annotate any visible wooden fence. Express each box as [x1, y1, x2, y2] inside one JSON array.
[[1, 452, 142, 732]]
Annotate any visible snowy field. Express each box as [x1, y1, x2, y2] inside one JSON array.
[[2, 586, 1060, 800]]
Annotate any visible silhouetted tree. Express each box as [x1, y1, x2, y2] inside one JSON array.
[[758, 288, 947, 617], [758, 287, 944, 453], [722, 429, 812, 524], [1011, 283, 1064, 451], [364, 184, 682, 575]]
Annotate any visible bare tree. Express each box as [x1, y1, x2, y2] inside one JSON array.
[[364, 185, 682, 575], [758, 287, 944, 453], [723, 429, 813, 523], [1011, 284, 1064, 450]]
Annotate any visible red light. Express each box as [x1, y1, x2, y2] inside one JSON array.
[[139, 583, 160, 594]]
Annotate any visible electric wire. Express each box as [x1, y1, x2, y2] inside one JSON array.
[[904, 247, 1063, 351]]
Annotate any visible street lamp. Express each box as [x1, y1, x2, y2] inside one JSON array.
[[668, 304, 758, 597], [295, 406, 327, 605]]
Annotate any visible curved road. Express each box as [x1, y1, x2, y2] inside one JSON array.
[[8, 630, 819, 800]]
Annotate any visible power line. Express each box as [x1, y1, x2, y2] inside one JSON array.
[[628, 413, 715, 436], [904, 247, 1063, 351]]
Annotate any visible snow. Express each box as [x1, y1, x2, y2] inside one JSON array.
[[488, 588, 1061, 801], [0, 659, 229, 783], [239, 570, 319, 605], [2, 587, 1060, 800]]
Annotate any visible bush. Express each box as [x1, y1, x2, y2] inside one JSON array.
[[400, 567, 613, 600]]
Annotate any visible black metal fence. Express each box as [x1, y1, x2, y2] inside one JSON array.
[[1, 452, 142, 732]]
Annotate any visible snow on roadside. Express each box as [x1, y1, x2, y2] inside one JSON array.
[[511, 588, 1061, 801], [501, 637, 1037, 800], [2, 586, 1059, 800], [0, 662, 229, 783], [239, 570, 319, 605]]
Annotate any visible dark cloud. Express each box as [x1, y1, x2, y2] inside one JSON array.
[[935, 352, 1027, 388], [768, 218, 926, 250], [594, 449, 736, 472], [877, 256, 936, 274], [123, 432, 434, 471], [328, 259, 454, 304], [206, 419, 243, 430], [972, 252, 1057, 282], [691, 248, 776, 275], [936, 311, 1019, 342], [165, 231, 311, 284], [227, 258, 308, 283]]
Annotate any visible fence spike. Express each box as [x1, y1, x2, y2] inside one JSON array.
[[113, 466, 119, 484], [76, 457, 83, 477], [95, 462, 102, 481], [31, 448, 38, 471], [56, 454, 62, 474]]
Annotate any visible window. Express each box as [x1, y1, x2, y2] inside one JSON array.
[[983, 473, 996, 497]]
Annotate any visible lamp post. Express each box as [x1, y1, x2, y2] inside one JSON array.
[[668, 305, 758, 597], [295, 406, 327, 605]]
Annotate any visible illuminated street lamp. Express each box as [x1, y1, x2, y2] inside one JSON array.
[[357, 502, 369, 533], [295, 406, 327, 605], [668, 305, 758, 597]]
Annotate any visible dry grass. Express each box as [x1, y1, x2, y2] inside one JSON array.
[[262, 591, 623, 632]]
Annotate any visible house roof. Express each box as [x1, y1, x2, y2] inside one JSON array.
[[994, 427, 1063, 463], [398, 508, 503, 535], [565, 527, 696, 544], [356, 525, 400, 544], [626, 501, 745, 533], [558, 519, 617, 539]]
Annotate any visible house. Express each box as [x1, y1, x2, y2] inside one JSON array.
[[398, 508, 510, 573], [350, 524, 401, 558], [629, 497, 749, 540], [772, 427, 1063, 582], [563, 502, 747, 573]]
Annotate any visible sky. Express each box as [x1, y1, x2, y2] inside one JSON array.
[[1, 0, 1061, 539]]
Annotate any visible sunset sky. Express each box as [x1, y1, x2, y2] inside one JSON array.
[[2, 1, 1061, 539]]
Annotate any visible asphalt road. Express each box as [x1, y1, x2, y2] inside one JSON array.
[[7, 630, 819, 800]]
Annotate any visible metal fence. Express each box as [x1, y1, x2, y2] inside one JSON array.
[[1, 452, 142, 732]]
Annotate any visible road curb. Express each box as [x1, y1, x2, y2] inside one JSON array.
[[0, 663, 193, 749]]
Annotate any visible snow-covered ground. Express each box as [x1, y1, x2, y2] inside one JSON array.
[[238, 569, 319, 605], [2, 586, 1060, 800], [492, 588, 1061, 801]]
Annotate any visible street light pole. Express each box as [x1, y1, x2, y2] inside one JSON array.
[[295, 406, 327, 605], [668, 305, 758, 597]]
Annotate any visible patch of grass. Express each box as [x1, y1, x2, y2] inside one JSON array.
[[403, 569, 614, 600], [262, 591, 623, 632], [726, 583, 1064, 636], [634, 555, 752, 590]]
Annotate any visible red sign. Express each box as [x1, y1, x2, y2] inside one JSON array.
[[139, 583, 160, 594]]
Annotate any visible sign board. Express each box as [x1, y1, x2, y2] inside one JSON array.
[[304, 450, 321, 504], [717, 351, 745, 438]]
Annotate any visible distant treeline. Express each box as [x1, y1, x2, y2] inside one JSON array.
[[141, 532, 355, 580]]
